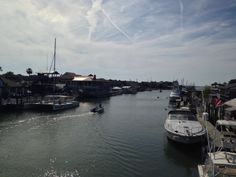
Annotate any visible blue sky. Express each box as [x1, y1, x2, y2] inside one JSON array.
[[0, 0, 236, 85]]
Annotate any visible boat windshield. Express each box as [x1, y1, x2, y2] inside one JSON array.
[[169, 113, 197, 121]]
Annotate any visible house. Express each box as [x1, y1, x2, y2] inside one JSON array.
[[227, 79, 236, 99], [218, 79, 236, 101], [0, 76, 26, 105], [66, 74, 111, 99]]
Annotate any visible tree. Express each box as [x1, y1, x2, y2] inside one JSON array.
[[5, 71, 14, 76], [26, 68, 33, 76], [203, 85, 211, 102], [0, 66, 2, 72]]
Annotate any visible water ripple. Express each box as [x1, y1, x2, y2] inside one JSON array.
[[103, 134, 143, 177]]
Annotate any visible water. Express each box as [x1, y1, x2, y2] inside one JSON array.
[[0, 90, 202, 177]]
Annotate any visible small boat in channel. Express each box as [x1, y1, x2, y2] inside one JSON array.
[[90, 104, 104, 113], [164, 107, 206, 144]]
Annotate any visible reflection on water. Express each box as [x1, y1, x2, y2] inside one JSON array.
[[164, 139, 203, 166], [40, 158, 80, 177], [0, 91, 201, 177], [163, 136, 204, 177]]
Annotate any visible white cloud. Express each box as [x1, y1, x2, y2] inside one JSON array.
[[0, 0, 236, 85]]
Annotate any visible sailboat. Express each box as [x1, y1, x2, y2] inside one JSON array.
[[32, 38, 79, 111]]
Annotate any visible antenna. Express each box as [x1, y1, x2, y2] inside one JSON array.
[[46, 54, 48, 72], [53, 38, 56, 72]]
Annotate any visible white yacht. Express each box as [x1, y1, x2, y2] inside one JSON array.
[[164, 107, 206, 144], [169, 89, 181, 102], [169, 89, 181, 109]]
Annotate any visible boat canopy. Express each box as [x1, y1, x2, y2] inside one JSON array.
[[224, 98, 236, 107], [216, 120, 236, 127], [225, 106, 236, 112]]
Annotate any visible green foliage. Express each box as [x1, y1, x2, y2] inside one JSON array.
[[203, 85, 211, 99], [26, 68, 33, 76], [5, 71, 14, 76]]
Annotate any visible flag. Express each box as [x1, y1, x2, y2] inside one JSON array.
[[214, 98, 223, 107]]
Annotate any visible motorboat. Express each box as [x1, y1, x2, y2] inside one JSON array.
[[90, 105, 104, 113], [198, 151, 236, 177], [164, 107, 206, 144], [111, 87, 123, 96], [169, 89, 181, 109], [169, 89, 181, 102]]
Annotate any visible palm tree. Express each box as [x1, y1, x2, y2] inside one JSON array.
[[26, 68, 33, 76]]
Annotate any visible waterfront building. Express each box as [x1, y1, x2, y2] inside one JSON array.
[[66, 74, 111, 99], [0, 76, 27, 109], [222, 79, 236, 100]]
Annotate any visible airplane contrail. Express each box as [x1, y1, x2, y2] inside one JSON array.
[[86, 0, 102, 41], [178, 0, 184, 31], [86, 0, 131, 41], [101, 8, 131, 41]]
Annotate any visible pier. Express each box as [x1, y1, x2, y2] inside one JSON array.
[[197, 112, 222, 150]]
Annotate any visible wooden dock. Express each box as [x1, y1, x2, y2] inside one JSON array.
[[197, 110, 223, 149]]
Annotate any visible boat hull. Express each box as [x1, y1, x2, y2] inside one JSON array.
[[166, 130, 205, 144], [90, 107, 104, 113], [197, 165, 205, 177]]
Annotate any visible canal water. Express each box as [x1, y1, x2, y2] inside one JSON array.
[[0, 90, 202, 177]]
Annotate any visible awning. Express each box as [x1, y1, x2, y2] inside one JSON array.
[[223, 98, 236, 107], [225, 106, 236, 112]]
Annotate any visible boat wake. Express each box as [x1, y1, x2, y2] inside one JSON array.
[[0, 112, 93, 133]]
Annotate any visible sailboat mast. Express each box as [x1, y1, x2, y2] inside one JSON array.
[[53, 38, 56, 72]]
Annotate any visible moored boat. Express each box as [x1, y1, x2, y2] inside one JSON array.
[[169, 89, 181, 102], [164, 107, 206, 144], [111, 87, 123, 96], [31, 95, 79, 111]]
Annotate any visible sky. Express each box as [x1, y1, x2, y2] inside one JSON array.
[[0, 0, 236, 85]]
